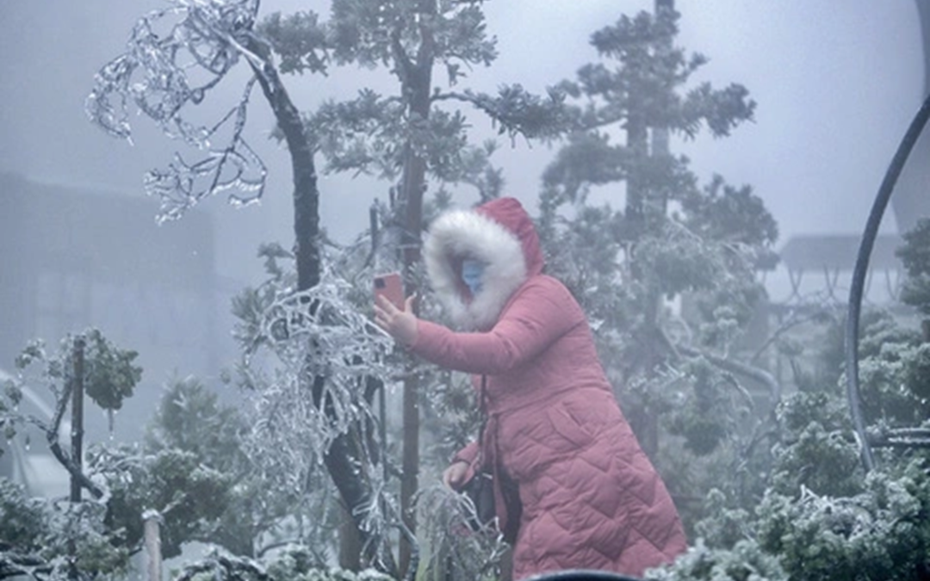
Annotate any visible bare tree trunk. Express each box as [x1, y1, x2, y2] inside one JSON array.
[[248, 38, 395, 575], [643, 0, 676, 458], [625, 104, 661, 455], [338, 503, 362, 572], [397, 15, 435, 574], [247, 41, 321, 292], [624, 0, 676, 458], [70, 336, 85, 505], [625, 111, 648, 243], [68, 336, 85, 581]]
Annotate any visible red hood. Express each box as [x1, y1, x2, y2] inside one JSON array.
[[423, 197, 543, 330], [475, 197, 545, 278]]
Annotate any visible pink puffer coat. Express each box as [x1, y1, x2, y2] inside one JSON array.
[[412, 197, 687, 580]]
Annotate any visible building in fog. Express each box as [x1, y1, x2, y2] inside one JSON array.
[[767, 0, 930, 309], [0, 172, 240, 491]]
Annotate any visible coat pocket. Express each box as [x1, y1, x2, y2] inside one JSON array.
[[545, 401, 596, 452]]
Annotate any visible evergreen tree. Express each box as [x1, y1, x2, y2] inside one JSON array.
[[536, 3, 775, 521], [897, 217, 930, 334], [259, 1, 565, 573]]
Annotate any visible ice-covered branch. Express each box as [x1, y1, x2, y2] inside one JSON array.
[[677, 343, 781, 409], [0, 551, 54, 581], [237, 267, 396, 484], [414, 485, 509, 581], [85, 0, 268, 222]]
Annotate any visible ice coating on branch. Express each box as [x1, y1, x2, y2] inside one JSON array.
[[85, 0, 265, 223], [236, 266, 399, 500]]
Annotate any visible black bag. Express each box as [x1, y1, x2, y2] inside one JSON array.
[[461, 470, 496, 531], [461, 468, 521, 543], [459, 376, 522, 544]]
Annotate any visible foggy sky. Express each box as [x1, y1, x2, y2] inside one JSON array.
[[0, 1, 924, 287]]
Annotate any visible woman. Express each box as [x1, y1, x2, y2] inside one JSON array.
[[374, 197, 687, 580]]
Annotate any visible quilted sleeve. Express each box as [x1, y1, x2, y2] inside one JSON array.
[[452, 441, 480, 465], [411, 278, 582, 374]]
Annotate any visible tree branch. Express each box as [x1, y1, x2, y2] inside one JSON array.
[[0, 551, 54, 581], [44, 373, 104, 500], [677, 344, 782, 410]]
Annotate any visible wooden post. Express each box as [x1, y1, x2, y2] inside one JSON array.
[[143, 510, 163, 581]]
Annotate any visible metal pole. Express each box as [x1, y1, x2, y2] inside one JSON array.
[[846, 92, 930, 473]]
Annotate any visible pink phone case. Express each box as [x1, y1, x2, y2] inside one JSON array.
[[374, 272, 404, 309]]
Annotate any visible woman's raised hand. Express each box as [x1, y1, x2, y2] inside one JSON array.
[[374, 293, 418, 346]]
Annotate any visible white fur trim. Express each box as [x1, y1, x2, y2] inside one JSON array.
[[423, 209, 527, 330]]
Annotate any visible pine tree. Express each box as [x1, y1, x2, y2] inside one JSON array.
[[260, 2, 564, 572], [538, 2, 772, 472]]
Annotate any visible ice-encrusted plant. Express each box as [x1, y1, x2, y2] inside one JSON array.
[[86, 0, 269, 222], [0, 331, 143, 581], [231, 244, 412, 569]]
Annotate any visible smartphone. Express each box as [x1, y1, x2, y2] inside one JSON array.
[[373, 272, 404, 310]]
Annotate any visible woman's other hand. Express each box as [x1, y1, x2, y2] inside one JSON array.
[[442, 461, 470, 490], [374, 294, 418, 346]]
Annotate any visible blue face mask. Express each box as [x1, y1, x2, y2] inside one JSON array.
[[461, 259, 485, 295]]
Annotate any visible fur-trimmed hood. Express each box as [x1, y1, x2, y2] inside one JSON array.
[[423, 197, 544, 331]]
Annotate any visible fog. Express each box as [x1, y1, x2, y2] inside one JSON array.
[[1, 2, 923, 278], [0, 1, 925, 442]]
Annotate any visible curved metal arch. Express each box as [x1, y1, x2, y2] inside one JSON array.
[[846, 92, 930, 473]]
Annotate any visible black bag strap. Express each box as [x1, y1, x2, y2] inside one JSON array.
[[477, 375, 488, 460]]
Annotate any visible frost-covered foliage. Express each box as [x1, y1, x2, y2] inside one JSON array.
[[232, 244, 394, 484], [0, 479, 132, 581], [644, 538, 786, 581], [754, 462, 930, 581], [86, 0, 267, 222], [227, 230, 500, 573], [90, 444, 234, 560], [144, 376, 346, 560], [10, 330, 142, 415], [770, 419, 863, 499], [657, 433, 930, 581], [898, 218, 930, 318], [1, 328, 343, 579], [0, 330, 143, 581], [0, 478, 47, 551], [262, 0, 567, 184], [171, 544, 394, 581], [849, 311, 928, 425], [417, 368, 484, 477], [230, 242, 415, 569], [642, 146, 930, 581], [654, 301, 930, 581], [1, 330, 141, 490], [413, 485, 509, 581]]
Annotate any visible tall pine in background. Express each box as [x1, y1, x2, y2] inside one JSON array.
[[537, 1, 778, 519]]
